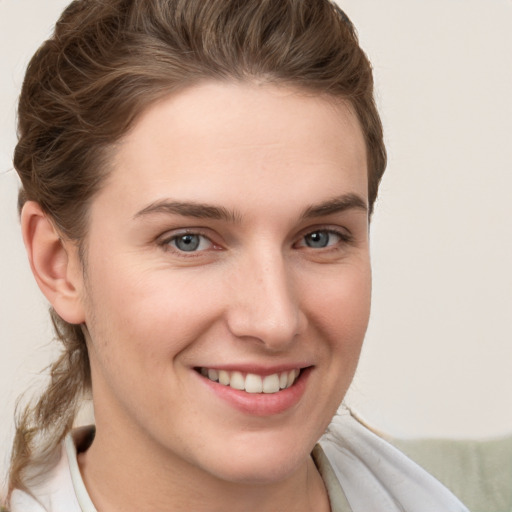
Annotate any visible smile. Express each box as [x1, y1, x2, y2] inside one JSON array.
[[198, 367, 301, 394]]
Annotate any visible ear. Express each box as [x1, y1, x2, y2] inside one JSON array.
[[21, 201, 86, 324]]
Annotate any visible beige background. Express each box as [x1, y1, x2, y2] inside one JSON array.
[[1, 0, 511, 486]]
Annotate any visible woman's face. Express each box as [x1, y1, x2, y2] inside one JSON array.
[[76, 82, 371, 484]]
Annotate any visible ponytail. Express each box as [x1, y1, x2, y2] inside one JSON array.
[[8, 310, 90, 495]]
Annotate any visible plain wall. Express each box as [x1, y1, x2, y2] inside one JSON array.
[[1, 0, 511, 486]]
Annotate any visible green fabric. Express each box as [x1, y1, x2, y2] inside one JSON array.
[[391, 435, 512, 512]]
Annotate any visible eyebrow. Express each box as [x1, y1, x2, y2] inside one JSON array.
[[301, 193, 368, 219], [134, 193, 367, 223], [133, 200, 241, 223]]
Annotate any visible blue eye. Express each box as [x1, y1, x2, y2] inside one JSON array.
[[169, 234, 211, 252], [302, 230, 342, 248]]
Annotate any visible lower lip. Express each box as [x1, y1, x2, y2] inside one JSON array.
[[197, 368, 311, 417]]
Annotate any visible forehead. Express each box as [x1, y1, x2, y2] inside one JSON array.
[[94, 81, 368, 219]]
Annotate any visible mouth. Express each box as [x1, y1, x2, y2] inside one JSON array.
[[196, 367, 302, 394]]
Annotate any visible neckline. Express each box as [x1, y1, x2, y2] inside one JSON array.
[[66, 427, 97, 512], [312, 443, 353, 512], [65, 425, 352, 512]]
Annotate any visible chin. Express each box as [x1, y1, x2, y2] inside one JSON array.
[[195, 431, 316, 486], [214, 455, 306, 486]]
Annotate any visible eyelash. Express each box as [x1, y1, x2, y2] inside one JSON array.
[[159, 227, 353, 256], [294, 228, 354, 250], [159, 230, 216, 255]]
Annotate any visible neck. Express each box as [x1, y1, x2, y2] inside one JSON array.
[[77, 421, 330, 512]]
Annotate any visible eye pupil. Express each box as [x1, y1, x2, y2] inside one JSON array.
[[175, 234, 200, 251], [305, 231, 329, 248]]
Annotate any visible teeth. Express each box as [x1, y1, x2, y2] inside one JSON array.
[[279, 372, 288, 389], [230, 371, 245, 390], [262, 374, 280, 394], [218, 370, 230, 386], [245, 374, 263, 394], [199, 367, 301, 393]]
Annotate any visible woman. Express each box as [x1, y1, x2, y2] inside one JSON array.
[[7, 0, 468, 510]]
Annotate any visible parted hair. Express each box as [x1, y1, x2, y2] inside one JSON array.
[[10, 0, 386, 495]]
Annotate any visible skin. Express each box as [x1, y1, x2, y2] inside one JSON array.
[[23, 81, 371, 511]]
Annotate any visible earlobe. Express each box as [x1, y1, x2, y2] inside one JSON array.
[[21, 201, 86, 325]]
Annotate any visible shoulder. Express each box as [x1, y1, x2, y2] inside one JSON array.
[[9, 451, 80, 512], [9, 490, 47, 512], [9, 427, 95, 512], [319, 412, 469, 511]]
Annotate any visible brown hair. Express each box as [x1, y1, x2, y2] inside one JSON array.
[[10, 0, 386, 495]]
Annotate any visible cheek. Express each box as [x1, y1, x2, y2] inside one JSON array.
[[82, 266, 225, 420], [84, 261, 224, 361], [304, 262, 372, 347], [299, 264, 371, 431]]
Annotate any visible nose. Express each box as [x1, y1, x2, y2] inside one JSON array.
[[226, 249, 307, 351]]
